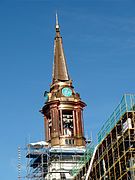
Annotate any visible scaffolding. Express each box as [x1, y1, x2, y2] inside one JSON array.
[[97, 94, 135, 143], [88, 111, 135, 180], [73, 94, 135, 180], [26, 143, 49, 179], [70, 142, 95, 177], [23, 141, 88, 180], [19, 94, 135, 180], [74, 94, 135, 180]]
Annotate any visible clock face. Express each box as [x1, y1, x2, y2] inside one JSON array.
[[62, 87, 72, 97]]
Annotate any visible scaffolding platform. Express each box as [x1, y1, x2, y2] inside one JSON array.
[[25, 142, 88, 179]]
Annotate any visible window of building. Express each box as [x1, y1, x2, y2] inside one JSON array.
[[62, 110, 73, 136], [65, 139, 68, 145], [65, 139, 74, 145]]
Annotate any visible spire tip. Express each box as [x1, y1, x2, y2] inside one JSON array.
[[56, 12, 60, 30]]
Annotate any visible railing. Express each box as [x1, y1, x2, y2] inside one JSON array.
[[97, 94, 135, 144]]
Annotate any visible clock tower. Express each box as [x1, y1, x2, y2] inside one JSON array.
[[41, 15, 86, 148]]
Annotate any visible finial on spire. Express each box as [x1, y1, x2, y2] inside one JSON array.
[[56, 12, 60, 31], [52, 13, 70, 84]]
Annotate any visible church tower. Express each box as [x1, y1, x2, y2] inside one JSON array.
[[41, 15, 86, 148]]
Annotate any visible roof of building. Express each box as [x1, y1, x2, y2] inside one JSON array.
[[52, 13, 70, 84]]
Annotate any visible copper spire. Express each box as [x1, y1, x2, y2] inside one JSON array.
[[52, 13, 70, 84]]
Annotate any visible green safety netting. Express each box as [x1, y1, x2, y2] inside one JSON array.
[[97, 94, 135, 144], [70, 143, 95, 176]]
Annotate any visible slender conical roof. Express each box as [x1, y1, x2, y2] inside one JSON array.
[[52, 14, 70, 84]]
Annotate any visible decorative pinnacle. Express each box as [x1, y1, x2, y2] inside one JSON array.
[[56, 12, 60, 31]]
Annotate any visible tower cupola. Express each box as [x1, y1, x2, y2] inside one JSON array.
[[41, 15, 86, 147]]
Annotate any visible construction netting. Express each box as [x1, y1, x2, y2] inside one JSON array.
[[97, 94, 135, 143], [70, 143, 95, 177]]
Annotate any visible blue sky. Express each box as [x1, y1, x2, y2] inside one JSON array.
[[0, 0, 135, 179]]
